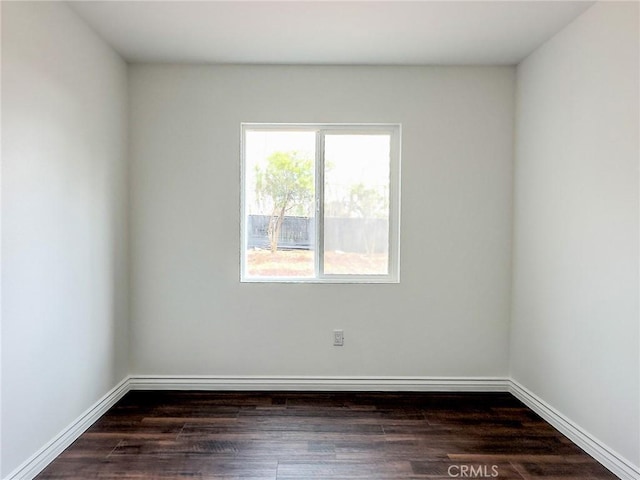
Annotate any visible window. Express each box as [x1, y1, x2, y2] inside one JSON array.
[[241, 124, 400, 283]]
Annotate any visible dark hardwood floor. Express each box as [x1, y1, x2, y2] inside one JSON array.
[[36, 391, 617, 479]]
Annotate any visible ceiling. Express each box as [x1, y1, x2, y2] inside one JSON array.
[[69, 1, 594, 65]]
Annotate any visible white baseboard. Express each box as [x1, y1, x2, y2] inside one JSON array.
[[5, 376, 637, 480], [509, 379, 640, 480], [128, 375, 510, 392], [3, 377, 131, 480]]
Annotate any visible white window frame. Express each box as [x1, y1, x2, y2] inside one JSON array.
[[240, 123, 401, 283]]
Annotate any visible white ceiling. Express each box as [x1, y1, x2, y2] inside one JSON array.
[[69, 1, 594, 65]]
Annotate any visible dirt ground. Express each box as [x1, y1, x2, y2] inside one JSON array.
[[247, 249, 388, 277]]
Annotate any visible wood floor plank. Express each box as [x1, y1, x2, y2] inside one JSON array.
[[35, 392, 618, 480]]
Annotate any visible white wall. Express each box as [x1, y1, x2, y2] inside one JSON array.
[[129, 65, 515, 378], [1, 2, 129, 476], [511, 1, 639, 468]]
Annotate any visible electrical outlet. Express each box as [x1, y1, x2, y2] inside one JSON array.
[[333, 329, 344, 346]]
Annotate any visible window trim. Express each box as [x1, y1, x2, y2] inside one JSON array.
[[240, 123, 401, 284]]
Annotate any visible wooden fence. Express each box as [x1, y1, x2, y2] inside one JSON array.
[[247, 215, 388, 253]]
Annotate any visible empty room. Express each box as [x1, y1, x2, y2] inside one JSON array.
[[1, 1, 638, 479]]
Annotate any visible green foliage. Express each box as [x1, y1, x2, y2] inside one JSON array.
[[254, 151, 314, 252], [255, 152, 313, 213]]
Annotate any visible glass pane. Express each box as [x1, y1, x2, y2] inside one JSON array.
[[323, 134, 390, 275], [244, 130, 316, 278]]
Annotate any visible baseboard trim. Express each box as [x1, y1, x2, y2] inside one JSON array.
[[5, 376, 638, 480], [509, 379, 640, 480], [128, 375, 510, 392], [4, 376, 131, 480]]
